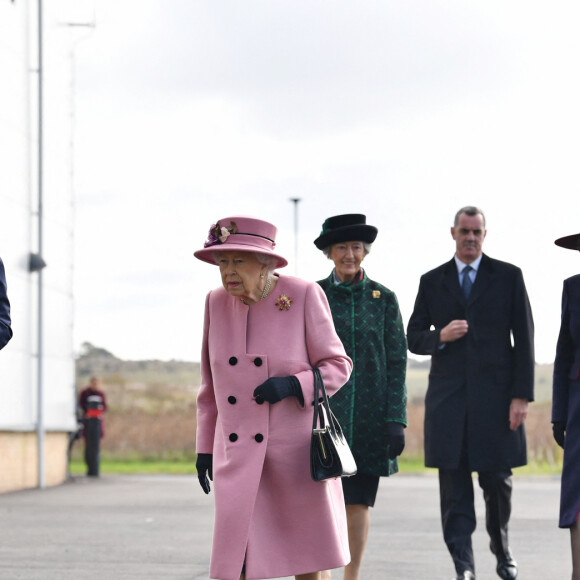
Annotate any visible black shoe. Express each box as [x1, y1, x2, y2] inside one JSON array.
[[496, 557, 517, 580], [454, 572, 475, 580], [489, 541, 517, 580]]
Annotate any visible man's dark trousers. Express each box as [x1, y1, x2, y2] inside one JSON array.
[[439, 440, 513, 575]]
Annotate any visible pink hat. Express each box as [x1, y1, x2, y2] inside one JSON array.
[[194, 216, 288, 268]]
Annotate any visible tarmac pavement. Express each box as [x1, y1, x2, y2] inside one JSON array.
[[0, 473, 570, 579]]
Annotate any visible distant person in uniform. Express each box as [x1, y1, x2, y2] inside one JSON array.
[[0, 257, 13, 350], [552, 231, 580, 580], [407, 206, 534, 580], [79, 377, 107, 476]]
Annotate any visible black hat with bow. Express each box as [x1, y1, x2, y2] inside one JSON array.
[[313, 214, 378, 250]]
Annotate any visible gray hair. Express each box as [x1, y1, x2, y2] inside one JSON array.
[[322, 242, 372, 258], [454, 206, 486, 228], [253, 252, 277, 273], [211, 251, 277, 273]]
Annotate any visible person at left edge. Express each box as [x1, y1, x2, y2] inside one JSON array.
[[0, 257, 13, 350], [193, 216, 353, 580]]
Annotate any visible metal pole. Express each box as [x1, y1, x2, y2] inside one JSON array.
[[289, 198, 301, 276], [37, 0, 45, 489], [64, 21, 95, 436]]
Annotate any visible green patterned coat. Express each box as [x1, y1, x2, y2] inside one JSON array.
[[318, 270, 407, 476]]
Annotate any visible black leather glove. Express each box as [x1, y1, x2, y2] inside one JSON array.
[[553, 421, 566, 449], [196, 453, 213, 494], [386, 422, 405, 459], [253, 376, 304, 406]]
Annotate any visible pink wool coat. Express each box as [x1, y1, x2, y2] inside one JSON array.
[[196, 275, 353, 580]]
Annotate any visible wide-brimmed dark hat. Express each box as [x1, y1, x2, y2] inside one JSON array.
[[313, 214, 378, 250], [194, 216, 288, 268], [555, 232, 580, 251]]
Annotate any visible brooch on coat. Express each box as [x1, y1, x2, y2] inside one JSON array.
[[372, 290, 381, 299], [275, 294, 292, 311]]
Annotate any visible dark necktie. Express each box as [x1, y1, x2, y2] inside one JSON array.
[[462, 265, 473, 299]]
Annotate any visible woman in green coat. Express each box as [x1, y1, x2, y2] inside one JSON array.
[[314, 214, 408, 580]]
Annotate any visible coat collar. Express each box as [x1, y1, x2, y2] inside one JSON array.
[[325, 269, 368, 291]]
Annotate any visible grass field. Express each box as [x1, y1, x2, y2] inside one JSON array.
[[69, 454, 562, 477], [73, 351, 562, 478], [69, 457, 197, 475]]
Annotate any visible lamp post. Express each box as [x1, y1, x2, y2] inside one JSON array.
[[289, 198, 301, 276], [31, 3, 94, 490], [35, 0, 46, 490]]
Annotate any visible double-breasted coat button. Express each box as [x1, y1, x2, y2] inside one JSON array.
[[228, 396, 237, 404], [229, 433, 238, 442], [254, 433, 264, 443], [228, 357, 238, 365], [255, 395, 265, 405], [253, 357, 263, 367]]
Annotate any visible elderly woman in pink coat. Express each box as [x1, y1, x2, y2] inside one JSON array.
[[194, 216, 353, 580]]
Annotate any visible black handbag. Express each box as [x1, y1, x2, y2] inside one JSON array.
[[310, 367, 357, 481]]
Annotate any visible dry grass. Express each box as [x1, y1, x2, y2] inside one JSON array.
[[71, 381, 559, 469], [404, 399, 558, 464], [525, 401, 562, 465], [71, 379, 198, 462], [104, 409, 196, 458], [73, 354, 560, 467]]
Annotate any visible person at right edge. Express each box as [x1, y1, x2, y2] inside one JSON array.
[[314, 214, 408, 580], [407, 206, 534, 580], [0, 257, 13, 351], [552, 230, 580, 580]]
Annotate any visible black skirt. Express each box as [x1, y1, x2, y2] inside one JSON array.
[[342, 472, 380, 507]]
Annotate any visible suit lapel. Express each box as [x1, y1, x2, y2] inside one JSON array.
[[467, 253, 494, 305], [441, 258, 464, 305]]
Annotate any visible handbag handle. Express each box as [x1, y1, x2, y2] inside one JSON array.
[[312, 367, 335, 435]]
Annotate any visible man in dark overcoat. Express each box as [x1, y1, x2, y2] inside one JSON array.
[[407, 206, 534, 580], [0, 257, 13, 350]]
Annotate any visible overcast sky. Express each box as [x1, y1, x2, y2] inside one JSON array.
[[71, 1, 580, 364]]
